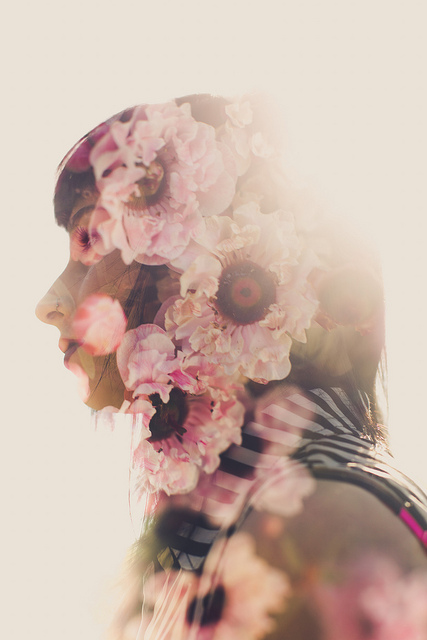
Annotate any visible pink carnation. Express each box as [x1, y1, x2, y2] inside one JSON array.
[[72, 294, 127, 356], [166, 204, 318, 383], [88, 102, 237, 265], [115, 324, 244, 495], [116, 324, 184, 401]]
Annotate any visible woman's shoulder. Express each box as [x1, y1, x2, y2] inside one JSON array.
[[235, 478, 427, 639], [242, 478, 427, 570]]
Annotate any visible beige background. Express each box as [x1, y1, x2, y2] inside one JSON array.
[[2, 1, 427, 638]]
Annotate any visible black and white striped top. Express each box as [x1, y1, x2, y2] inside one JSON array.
[[291, 387, 427, 548], [154, 386, 427, 571]]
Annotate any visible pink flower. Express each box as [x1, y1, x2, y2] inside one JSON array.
[[72, 294, 127, 356], [314, 556, 427, 640], [88, 102, 237, 266], [142, 532, 290, 640], [115, 325, 244, 495], [116, 324, 183, 401], [220, 99, 276, 176], [166, 204, 318, 383]]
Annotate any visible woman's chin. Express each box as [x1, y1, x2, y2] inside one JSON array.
[[65, 348, 125, 411]]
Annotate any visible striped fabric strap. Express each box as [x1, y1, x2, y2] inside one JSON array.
[[156, 387, 427, 568], [293, 388, 427, 549]]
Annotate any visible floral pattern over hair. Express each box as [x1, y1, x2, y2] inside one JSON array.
[[88, 102, 237, 266], [114, 324, 244, 495], [61, 95, 389, 509], [62, 96, 326, 502], [165, 204, 318, 382], [53, 95, 409, 640]]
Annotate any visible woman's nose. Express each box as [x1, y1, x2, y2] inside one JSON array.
[[35, 280, 76, 328]]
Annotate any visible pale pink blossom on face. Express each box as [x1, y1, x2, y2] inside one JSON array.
[[88, 102, 238, 266], [166, 204, 318, 383], [72, 294, 127, 356], [314, 556, 427, 640], [142, 532, 290, 640]]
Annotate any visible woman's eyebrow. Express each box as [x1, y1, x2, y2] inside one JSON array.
[[67, 205, 96, 232]]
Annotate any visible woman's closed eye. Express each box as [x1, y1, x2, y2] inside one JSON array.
[[74, 225, 92, 248], [70, 226, 102, 264]]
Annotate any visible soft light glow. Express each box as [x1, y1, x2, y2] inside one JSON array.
[[4, 1, 427, 638]]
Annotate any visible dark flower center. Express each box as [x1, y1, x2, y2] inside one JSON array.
[[215, 260, 276, 325], [127, 160, 166, 211], [358, 613, 376, 638], [187, 585, 226, 627], [148, 387, 188, 442]]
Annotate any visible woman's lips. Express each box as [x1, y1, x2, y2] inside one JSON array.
[[59, 339, 79, 363], [64, 343, 79, 362], [61, 340, 97, 379]]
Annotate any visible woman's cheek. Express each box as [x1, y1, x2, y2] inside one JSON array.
[[67, 347, 125, 410], [76, 254, 140, 307]]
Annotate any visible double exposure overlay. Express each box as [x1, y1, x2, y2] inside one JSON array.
[[36, 94, 427, 639]]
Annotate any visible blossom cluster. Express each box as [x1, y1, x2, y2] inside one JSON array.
[[60, 97, 411, 640], [63, 97, 323, 496], [64, 96, 382, 498]]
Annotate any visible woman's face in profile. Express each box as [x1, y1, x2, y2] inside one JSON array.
[[35, 96, 384, 426], [35, 192, 143, 410]]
